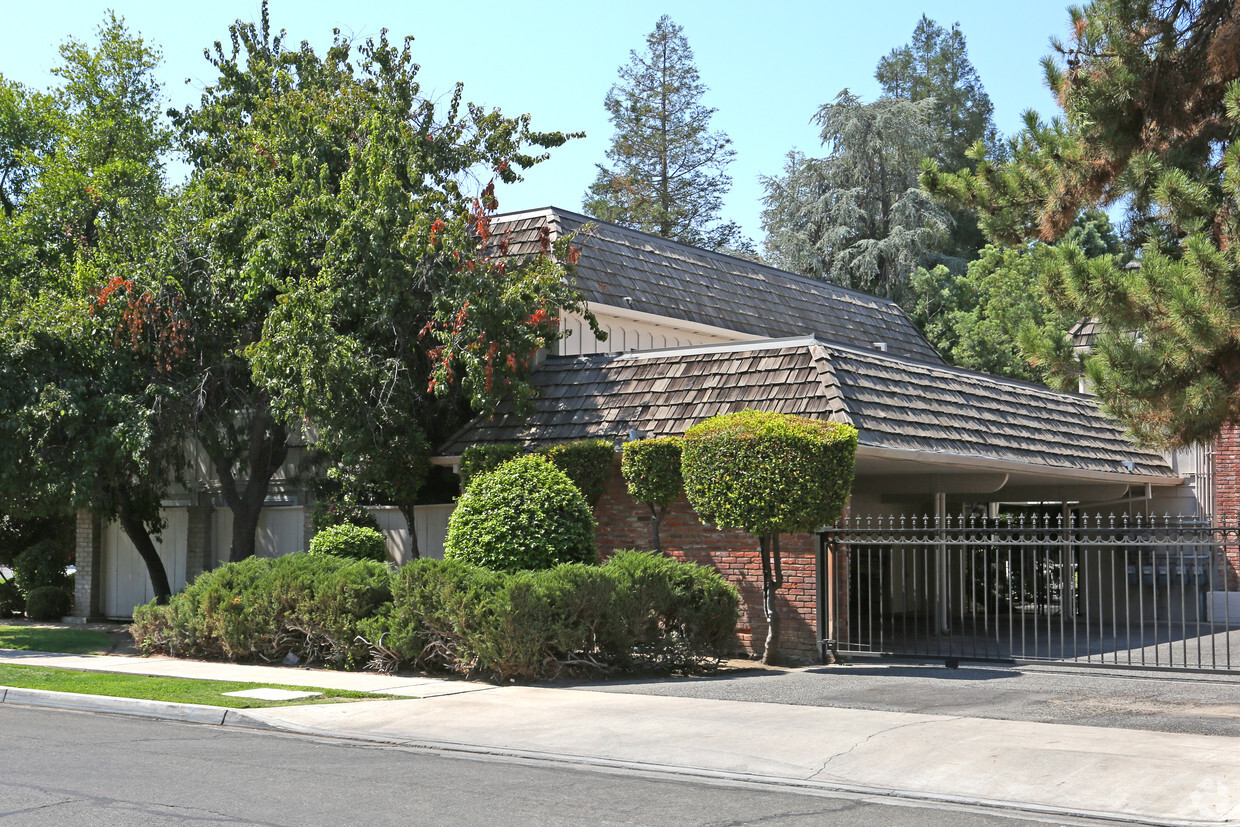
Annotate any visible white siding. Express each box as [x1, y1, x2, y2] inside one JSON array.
[[369, 504, 454, 564], [101, 510, 188, 618], [211, 506, 307, 564], [557, 309, 738, 356]]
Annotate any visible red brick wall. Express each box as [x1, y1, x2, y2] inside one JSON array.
[[593, 461, 823, 663], [1214, 426, 1240, 589]]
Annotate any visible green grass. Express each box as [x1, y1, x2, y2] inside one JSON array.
[[0, 626, 115, 654], [0, 663, 394, 708]]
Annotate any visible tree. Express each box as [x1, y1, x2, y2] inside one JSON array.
[[923, 0, 1240, 447], [680, 411, 857, 665], [199, 7, 590, 556], [761, 92, 953, 304], [877, 16, 1000, 264], [620, 436, 682, 552], [0, 15, 182, 602], [877, 16, 1000, 174], [583, 16, 747, 251], [910, 210, 1120, 381]]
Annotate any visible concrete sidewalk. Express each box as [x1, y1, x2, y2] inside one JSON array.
[[2, 649, 1238, 825]]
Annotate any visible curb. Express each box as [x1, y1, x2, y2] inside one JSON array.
[[0, 686, 228, 725], [2, 686, 1224, 827]]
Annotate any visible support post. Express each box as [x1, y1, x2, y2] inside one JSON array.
[[69, 508, 105, 622], [935, 491, 949, 635]]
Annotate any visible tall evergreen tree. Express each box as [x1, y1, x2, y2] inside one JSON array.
[[584, 16, 747, 251], [760, 92, 952, 304], [923, 0, 1240, 447]]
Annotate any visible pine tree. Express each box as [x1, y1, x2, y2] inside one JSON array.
[[923, 0, 1240, 447], [584, 16, 747, 251]]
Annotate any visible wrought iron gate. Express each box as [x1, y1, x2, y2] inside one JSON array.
[[821, 515, 1240, 670]]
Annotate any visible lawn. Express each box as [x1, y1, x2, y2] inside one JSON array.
[[0, 625, 115, 654], [0, 663, 393, 708]]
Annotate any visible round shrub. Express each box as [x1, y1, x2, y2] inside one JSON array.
[[459, 443, 522, 488], [621, 437, 682, 509], [445, 454, 596, 572], [309, 523, 389, 562], [682, 409, 858, 535], [25, 585, 73, 620]]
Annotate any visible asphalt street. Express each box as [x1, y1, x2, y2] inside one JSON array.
[[569, 660, 1240, 737], [1, 705, 1112, 827]]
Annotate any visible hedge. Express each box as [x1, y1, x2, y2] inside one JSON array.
[[539, 439, 615, 505], [309, 523, 389, 562], [459, 444, 522, 488]]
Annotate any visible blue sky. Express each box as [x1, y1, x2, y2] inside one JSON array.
[[5, 1, 1073, 243]]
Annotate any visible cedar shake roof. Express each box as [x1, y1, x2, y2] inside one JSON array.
[[440, 337, 1174, 480], [490, 207, 944, 363]]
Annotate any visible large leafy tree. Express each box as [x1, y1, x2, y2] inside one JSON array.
[[924, 0, 1240, 447], [761, 92, 952, 304], [0, 15, 182, 600], [177, 7, 589, 558], [583, 15, 747, 252], [910, 210, 1120, 381]]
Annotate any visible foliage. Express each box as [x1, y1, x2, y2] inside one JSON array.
[[367, 554, 737, 680], [681, 410, 857, 664], [620, 437, 682, 551], [583, 15, 748, 252], [200, 6, 592, 559], [14, 537, 72, 593], [761, 92, 953, 304], [310, 491, 381, 535], [922, 0, 1240, 447], [0, 579, 23, 617], [131, 554, 392, 669], [444, 455, 595, 572], [682, 411, 858, 537], [0, 15, 181, 601], [24, 585, 72, 621], [539, 439, 615, 505], [458, 443, 522, 488], [876, 16, 1001, 176], [309, 523, 389, 563]]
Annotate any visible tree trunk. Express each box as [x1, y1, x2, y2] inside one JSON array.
[[758, 533, 783, 665], [396, 500, 421, 561], [649, 504, 665, 552], [202, 400, 288, 563], [114, 489, 171, 604]]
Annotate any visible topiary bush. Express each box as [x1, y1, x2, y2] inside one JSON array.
[[539, 439, 615, 505], [682, 409, 857, 664], [25, 585, 73, 620], [131, 554, 392, 668], [309, 523, 389, 562], [621, 437, 683, 550], [445, 454, 596, 572], [459, 443, 522, 488]]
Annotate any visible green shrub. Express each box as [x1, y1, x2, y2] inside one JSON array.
[[601, 550, 739, 671], [25, 585, 72, 620], [621, 437, 682, 550], [311, 494, 380, 534], [14, 537, 72, 593], [0, 577, 23, 617], [682, 410, 857, 536], [365, 554, 736, 680], [309, 523, 389, 562], [539, 439, 615, 505], [459, 443, 522, 488], [445, 454, 596, 572], [131, 554, 392, 668]]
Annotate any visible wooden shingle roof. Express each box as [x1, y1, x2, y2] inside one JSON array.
[[490, 208, 945, 363], [440, 337, 1174, 481]]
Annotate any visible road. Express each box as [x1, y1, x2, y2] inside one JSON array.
[[0, 705, 1106, 826]]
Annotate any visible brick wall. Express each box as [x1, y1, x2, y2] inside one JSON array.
[[1215, 426, 1240, 589], [72, 508, 103, 620], [593, 461, 823, 663]]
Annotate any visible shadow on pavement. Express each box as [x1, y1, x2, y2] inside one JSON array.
[[805, 664, 1021, 681]]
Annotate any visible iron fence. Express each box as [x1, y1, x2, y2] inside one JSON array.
[[820, 514, 1240, 671]]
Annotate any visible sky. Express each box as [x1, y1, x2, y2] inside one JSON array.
[[4, 1, 1074, 245]]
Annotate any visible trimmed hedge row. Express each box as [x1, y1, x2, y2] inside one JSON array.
[[131, 550, 739, 681]]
